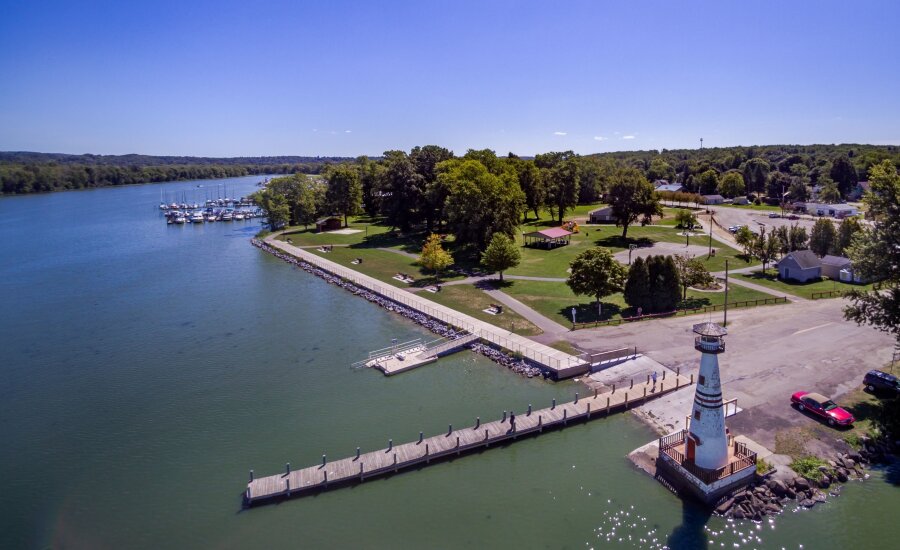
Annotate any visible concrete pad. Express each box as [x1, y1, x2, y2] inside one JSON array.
[[734, 435, 774, 461], [325, 228, 362, 235], [613, 241, 714, 264], [627, 440, 660, 477]]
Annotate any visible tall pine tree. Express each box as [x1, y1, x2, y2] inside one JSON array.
[[624, 257, 652, 313]]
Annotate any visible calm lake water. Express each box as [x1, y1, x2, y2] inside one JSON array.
[[1, 176, 898, 549]]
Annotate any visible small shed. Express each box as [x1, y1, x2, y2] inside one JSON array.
[[588, 206, 616, 223], [702, 194, 726, 205], [821, 255, 852, 280], [732, 196, 750, 205], [777, 249, 821, 282], [524, 227, 573, 249], [315, 216, 342, 233]]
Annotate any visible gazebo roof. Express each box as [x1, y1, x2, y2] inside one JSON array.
[[525, 227, 573, 239], [692, 322, 727, 337]]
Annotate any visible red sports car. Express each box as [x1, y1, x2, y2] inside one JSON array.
[[791, 391, 855, 427]]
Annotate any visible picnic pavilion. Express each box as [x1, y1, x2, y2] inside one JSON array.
[[523, 227, 573, 249]]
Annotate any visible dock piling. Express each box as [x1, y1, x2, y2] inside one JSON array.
[[630, 378, 634, 389], [285, 478, 290, 495], [690, 373, 694, 384], [563, 408, 567, 425], [612, 384, 616, 393], [285, 463, 290, 475], [356, 447, 361, 460], [606, 397, 610, 415], [249, 470, 254, 482], [625, 392, 629, 408], [388, 439, 393, 452], [552, 398, 556, 410], [322, 455, 326, 467], [447, 424, 452, 436], [527, 404, 532, 416], [475, 417, 480, 429], [418, 432, 423, 444], [575, 392, 579, 404], [594, 388, 598, 399], [586, 402, 591, 419], [502, 410, 507, 422]]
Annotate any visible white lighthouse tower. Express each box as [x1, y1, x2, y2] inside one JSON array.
[[686, 322, 729, 470]]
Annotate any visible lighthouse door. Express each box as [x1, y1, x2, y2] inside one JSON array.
[[686, 435, 697, 461]]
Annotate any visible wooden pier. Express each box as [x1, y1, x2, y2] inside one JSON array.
[[243, 368, 692, 506]]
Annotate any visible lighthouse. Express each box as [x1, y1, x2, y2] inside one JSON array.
[[686, 322, 729, 470]]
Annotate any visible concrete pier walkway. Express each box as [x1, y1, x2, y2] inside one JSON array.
[[244, 367, 692, 506], [263, 233, 588, 378]]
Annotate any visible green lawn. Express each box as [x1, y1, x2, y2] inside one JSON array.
[[737, 271, 875, 299], [499, 279, 780, 326], [507, 224, 757, 278], [307, 246, 467, 288], [424, 284, 543, 336]]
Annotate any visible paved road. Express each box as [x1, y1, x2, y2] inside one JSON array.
[[565, 298, 895, 451], [481, 288, 571, 339]]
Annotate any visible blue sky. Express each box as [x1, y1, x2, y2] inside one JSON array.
[[1, 0, 898, 157]]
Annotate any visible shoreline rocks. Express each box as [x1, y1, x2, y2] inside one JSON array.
[[252, 238, 545, 378], [715, 442, 896, 520]]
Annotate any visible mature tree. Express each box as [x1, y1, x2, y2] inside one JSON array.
[[263, 173, 325, 227], [829, 155, 858, 198], [481, 232, 521, 281], [379, 150, 424, 231], [513, 159, 545, 220], [809, 218, 837, 256], [696, 169, 720, 195], [673, 255, 714, 300], [788, 179, 810, 202], [766, 170, 791, 200], [647, 255, 681, 312], [536, 151, 580, 223], [607, 168, 663, 238], [411, 145, 454, 230], [463, 148, 502, 174], [252, 188, 290, 229], [834, 216, 863, 256], [818, 181, 842, 204], [442, 159, 525, 249], [566, 247, 627, 316], [624, 256, 652, 313], [325, 164, 362, 227], [419, 233, 454, 274], [674, 209, 698, 229], [357, 156, 384, 217], [576, 156, 615, 204], [789, 223, 809, 251], [646, 157, 676, 183], [734, 226, 755, 257], [717, 171, 746, 198], [844, 160, 900, 346], [742, 158, 770, 197], [773, 225, 790, 254], [753, 227, 781, 272]]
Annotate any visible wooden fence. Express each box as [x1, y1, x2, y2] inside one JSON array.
[[810, 289, 847, 300], [572, 296, 788, 330]]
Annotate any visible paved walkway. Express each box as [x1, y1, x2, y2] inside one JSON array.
[[262, 233, 587, 377], [481, 288, 570, 337], [724, 274, 805, 301], [441, 274, 567, 287]]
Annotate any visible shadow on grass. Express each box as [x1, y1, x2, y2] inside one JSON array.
[[593, 235, 655, 249], [741, 272, 821, 287], [677, 297, 713, 309], [556, 301, 624, 323]]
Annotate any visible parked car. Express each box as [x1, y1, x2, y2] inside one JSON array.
[[787, 214, 799, 220], [768, 212, 781, 218], [728, 225, 739, 233], [791, 391, 855, 427], [863, 370, 900, 396]]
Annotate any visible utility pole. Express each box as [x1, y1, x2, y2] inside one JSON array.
[[708, 213, 714, 258], [700, 137, 704, 151], [723, 260, 729, 327]]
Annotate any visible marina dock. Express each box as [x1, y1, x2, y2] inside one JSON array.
[[356, 334, 482, 375], [243, 367, 692, 506]]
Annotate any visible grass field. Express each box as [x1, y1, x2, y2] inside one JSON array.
[[499, 279, 779, 326], [737, 271, 875, 299], [508, 224, 756, 278], [423, 284, 543, 336]]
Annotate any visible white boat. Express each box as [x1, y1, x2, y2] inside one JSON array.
[[174, 214, 187, 224], [190, 212, 204, 223], [221, 211, 233, 221], [233, 212, 245, 220]]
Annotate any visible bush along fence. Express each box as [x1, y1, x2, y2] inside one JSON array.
[[571, 296, 788, 330]]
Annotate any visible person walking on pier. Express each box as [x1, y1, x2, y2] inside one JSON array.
[[651, 371, 658, 392], [508, 411, 516, 434]]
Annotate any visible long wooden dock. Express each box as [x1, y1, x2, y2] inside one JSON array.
[[243, 369, 692, 506]]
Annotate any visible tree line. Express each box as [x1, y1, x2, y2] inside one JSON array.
[[0, 152, 345, 194]]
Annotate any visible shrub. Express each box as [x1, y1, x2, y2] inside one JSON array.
[[790, 456, 830, 481]]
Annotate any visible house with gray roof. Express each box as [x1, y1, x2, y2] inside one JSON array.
[[656, 183, 686, 193], [777, 249, 821, 282], [588, 206, 616, 223]]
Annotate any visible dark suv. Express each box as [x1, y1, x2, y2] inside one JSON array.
[[863, 370, 900, 396]]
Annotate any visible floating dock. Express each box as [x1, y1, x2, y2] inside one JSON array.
[[243, 367, 692, 506], [356, 334, 482, 375]]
